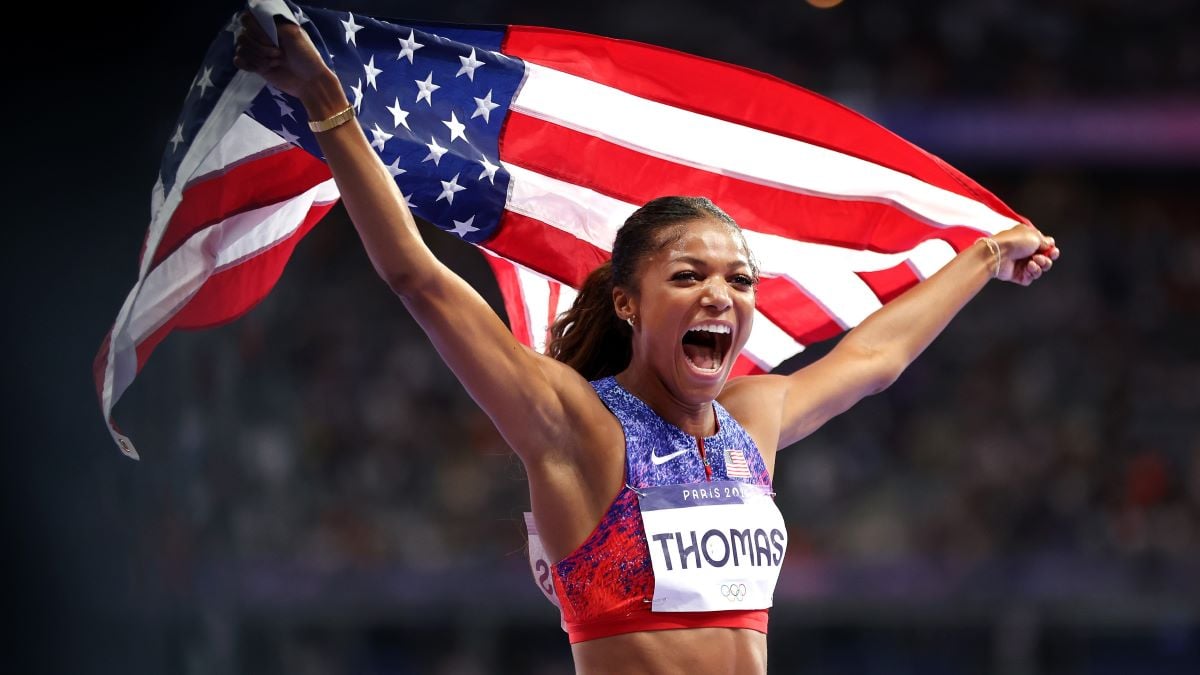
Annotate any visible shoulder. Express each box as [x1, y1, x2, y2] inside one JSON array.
[[718, 373, 789, 415], [717, 374, 790, 462]]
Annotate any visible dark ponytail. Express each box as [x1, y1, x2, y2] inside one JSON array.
[[546, 261, 631, 379], [546, 196, 753, 381]]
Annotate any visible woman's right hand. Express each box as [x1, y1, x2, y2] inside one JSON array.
[[233, 12, 341, 112], [991, 224, 1059, 287]]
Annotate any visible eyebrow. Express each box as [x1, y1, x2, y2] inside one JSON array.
[[670, 255, 751, 271]]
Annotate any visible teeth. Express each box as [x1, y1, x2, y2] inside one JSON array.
[[687, 323, 731, 335], [684, 353, 722, 372]]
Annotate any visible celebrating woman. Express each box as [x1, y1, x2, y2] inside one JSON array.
[[234, 13, 1058, 674]]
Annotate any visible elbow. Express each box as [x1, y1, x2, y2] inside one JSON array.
[[868, 359, 904, 395], [842, 336, 906, 395], [383, 268, 418, 297], [382, 265, 439, 301]]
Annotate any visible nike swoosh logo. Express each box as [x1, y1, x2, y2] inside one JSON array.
[[650, 447, 690, 466]]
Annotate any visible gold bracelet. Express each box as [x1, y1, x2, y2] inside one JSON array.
[[977, 237, 1002, 279], [307, 104, 356, 133]]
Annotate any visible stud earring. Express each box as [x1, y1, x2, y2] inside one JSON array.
[[626, 316, 635, 328]]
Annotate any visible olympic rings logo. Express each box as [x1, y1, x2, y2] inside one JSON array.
[[720, 583, 748, 602]]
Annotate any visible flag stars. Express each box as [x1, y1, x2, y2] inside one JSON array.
[[423, 137, 448, 165], [436, 174, 467, 204], [351, 78, 364, 112], [443, 111, 468, 143], [342, 13, 363, 45], [276, 97, 295, 119], [456, 48, 485, 81], [294, 7, 310, 24], [402, 191, 416, 209], [414, 72, 440, 105], [193, 66, 215, 98], [478, 155, 499, 184], [363, 55, 383, 90], [472, 90, 500, 124], [385, 157, 406, 177], [397, 30, 423, 63], [369, 123, 393, 152], [169, 124, 185, 152], [449, 215, 478, 237], [386, 97, 410, 130], [275, 124, 300, 146]]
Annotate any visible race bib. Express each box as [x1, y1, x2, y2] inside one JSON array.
[[524, 512, 562, 611], [638, 481, 787, 612]]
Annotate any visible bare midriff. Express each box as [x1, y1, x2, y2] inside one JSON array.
[[571, 626, 767, 674]]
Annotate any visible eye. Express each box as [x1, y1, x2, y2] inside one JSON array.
[[730, 274, 757, 289], [671, 270, 701, 282]]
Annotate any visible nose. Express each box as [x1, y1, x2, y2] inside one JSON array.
[[701, 278, 732, 313]]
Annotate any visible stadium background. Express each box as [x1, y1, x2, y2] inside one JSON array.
[[7, 0, 1197, 673]]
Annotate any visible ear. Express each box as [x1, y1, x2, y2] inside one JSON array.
[[612, 285, 637, 323]]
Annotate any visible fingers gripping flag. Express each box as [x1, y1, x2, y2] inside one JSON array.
[[95, 0, 1027, 457]]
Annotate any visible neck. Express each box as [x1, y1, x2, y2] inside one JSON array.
[[615, 364, 718, 438]]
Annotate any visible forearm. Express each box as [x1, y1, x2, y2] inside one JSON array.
[[300, 78, 440, 294], [300, 84, 574, 453], [773, 225, 1053, 446], [840, 238, 998, 380]]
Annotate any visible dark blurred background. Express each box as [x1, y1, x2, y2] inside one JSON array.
[[8, 0, 1198, 673]]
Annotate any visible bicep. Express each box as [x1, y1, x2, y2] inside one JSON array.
[[777, 340, 896, 448]]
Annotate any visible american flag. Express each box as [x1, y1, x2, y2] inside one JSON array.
[[725, 448, 752, 480], [94, 1, 1026, 458]]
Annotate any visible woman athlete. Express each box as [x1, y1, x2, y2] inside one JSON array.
[[234, 14, 1059, 674]]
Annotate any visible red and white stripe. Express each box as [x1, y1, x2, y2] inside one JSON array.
[[96, 72, 337, 458], [485, 26, 1022, 375]]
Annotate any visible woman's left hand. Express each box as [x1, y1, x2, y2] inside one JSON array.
[[992, 224, 1060, 286]]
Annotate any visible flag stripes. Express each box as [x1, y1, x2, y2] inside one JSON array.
[[152, 146, 330, 269], [501, 112, 981, 253], [511, 64, 1017, 237], [498, 163, 976, 357], [486, 210, 609, 285], [100, 130, 339, 458], [121, 176, 340, 359], [503, 25, 1022, 216], [488, 47, 1021, 368]]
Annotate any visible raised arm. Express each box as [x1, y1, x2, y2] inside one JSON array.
[[232, 16, 599, 463], [725, 226, 1059, 457]]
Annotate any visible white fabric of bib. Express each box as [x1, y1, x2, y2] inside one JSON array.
[[638, 480, 787, 612], [524, 512, 568, 631]]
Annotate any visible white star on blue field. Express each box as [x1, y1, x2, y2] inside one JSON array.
[[242, 3, 524, 244]]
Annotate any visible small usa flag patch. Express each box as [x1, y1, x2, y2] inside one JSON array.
[[725, 448, 752, 478]]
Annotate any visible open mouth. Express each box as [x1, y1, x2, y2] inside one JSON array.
[[681, 323, 733, 374]]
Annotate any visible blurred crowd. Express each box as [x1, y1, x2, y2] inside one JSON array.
[[766, 0, 1198, 101], [479, 0, 1200, 102]]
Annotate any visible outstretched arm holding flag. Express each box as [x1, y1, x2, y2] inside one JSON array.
[[227, 5, 1059, 672], [232, 11, 626, 537], [724, 220, 1057, 458]]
